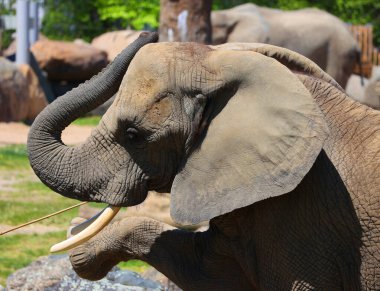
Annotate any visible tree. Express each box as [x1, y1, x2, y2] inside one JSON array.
[[41, 0, 160, 41]]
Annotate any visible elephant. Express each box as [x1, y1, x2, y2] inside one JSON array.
[[211, 3, 360, 89], [346, 67, 380, 110], [362, 66, 380, 109], [27, 32, 380, 290]]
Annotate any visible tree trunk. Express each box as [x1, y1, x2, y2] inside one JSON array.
[[159, 0, 212, 44]]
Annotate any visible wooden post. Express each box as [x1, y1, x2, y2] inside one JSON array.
[[159, 0, 212, 44]]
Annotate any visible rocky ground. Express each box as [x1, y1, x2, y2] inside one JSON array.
[[6, 255, 172, 290]]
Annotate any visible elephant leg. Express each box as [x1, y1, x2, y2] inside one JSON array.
[[69, 217, 253, 290]]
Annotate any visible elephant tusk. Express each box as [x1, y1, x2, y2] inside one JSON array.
[[50, 205, 120, 253], [69, 209, 106, 236]]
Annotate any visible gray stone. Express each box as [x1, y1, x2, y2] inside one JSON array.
[[31, 39, 108, 81], [107, 269, 162, 290], [0, 57, 30, 122], [0, 57, 47, 122], [6, 255, 165, 291]]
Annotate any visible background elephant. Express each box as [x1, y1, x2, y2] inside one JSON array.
[[346, 66, 380, 110], [212, 3, 360, 89], [27, 33, 380, 290], [362, 66, 380, 109]]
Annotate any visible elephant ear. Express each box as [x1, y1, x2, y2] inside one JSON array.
[[171, 50, 329, 225]]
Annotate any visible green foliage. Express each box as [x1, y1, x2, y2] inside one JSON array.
[[213, 0, 380, 46], [94, 0, 160, 30], [41, 0, 104, 41], [1, 29, 15, 50], [0, 0, 16, 15], [41, 0, 159, 41]]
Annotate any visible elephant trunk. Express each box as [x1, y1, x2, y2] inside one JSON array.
[[27, 32, 158, 202]]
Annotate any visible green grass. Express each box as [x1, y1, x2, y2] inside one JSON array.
[[0, 144, 151, 285], [0, 231, 67, 286], [118, 260, 150, 273], [0, 145, 30, 170], [72, 116, 101, 126]]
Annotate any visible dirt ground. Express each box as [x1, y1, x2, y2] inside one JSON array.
[[0, 122, 94, 146]]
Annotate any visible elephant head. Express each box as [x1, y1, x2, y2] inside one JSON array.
[[28, 37, 333, 250]]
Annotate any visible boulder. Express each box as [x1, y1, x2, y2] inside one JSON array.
[[18, 64, 48, 120], [2, 38, 16, 57], [143, 268, 182, 291], [3, 34, 48, 58], [91, 30, 142, 61], [6, 255, 164, 291], [31, 39, 108, 81], [0, 57, 29, 122]]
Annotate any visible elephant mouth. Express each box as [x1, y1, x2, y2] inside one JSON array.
[[50, 205, 120, 253], [50, 186, 150, 253]]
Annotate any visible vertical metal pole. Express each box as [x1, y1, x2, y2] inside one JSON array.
[[16, 0, 30, 65], [29, 0, 38, 45]]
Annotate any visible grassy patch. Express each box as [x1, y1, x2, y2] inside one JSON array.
[[72, 116, 101, 127], [0, 145, 30, 170], [0, 231, 67, 286], [118, 260, 150, 273], [0, 144, 150, 286], [0, 145, 81, 227]]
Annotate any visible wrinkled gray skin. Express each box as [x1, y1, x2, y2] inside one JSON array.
[[212, 3, 360, 89], [28, 34, 380, 290]]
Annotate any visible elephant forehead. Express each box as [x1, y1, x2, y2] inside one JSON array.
[[130, 42, 213, 77], [119, 42, 215, 106]]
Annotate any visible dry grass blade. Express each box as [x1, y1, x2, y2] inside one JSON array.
[[0, 202, 88, 235]]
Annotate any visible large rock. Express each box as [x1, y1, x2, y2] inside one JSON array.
[[31, 39, 108, 81], [6, 255, 164, 291], [91, 30, 142, 61], [0, 57, 29, 122], [0, 58, 47, 122], [3, 34, 48, 57], [19, 64, 48, 119]]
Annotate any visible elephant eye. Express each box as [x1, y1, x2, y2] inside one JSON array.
[[126, 128, 139, 140]]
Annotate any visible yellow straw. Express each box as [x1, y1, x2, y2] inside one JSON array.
[[0, 201, 88, 235]]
